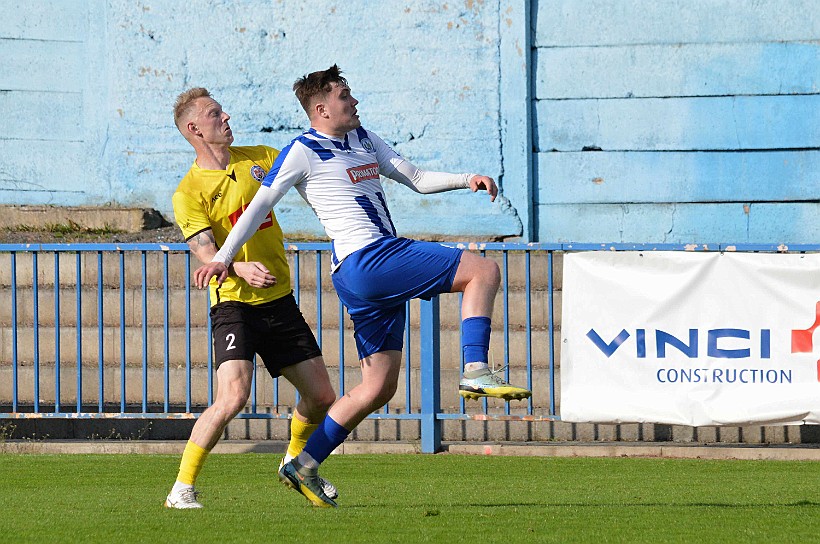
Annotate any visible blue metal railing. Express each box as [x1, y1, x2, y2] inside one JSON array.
[[2, 242, 816, 451]]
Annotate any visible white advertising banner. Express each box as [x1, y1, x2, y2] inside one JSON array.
[[560, 251, 820, 426]]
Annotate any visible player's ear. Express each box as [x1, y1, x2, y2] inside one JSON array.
[[314, 101, 327, 119], [187, 122, 199, 136]]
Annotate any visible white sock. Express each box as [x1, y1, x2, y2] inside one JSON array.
[[283, 453, 294, 464], [464, 362, 489, 373], [171, 480, 193, 494]]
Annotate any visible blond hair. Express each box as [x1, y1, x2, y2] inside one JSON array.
[[173, 87, 211, 130]]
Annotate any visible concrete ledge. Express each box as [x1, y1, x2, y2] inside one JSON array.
[[0, 439, 420, 456], [0, 205, 167, 233], [447, 442, 820, 461], [3, 439, 820, 460]]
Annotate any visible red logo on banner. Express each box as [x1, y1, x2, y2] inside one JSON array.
[[791, 301, 820, 381], [346, 163, 380, 183], [228, 205, 273, 230]]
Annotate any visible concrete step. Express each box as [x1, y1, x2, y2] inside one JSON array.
[[0, 417, 806, 445], [0, 205, 167, 233], [0, 325, 561, 370], [0, 285, 563, 330]]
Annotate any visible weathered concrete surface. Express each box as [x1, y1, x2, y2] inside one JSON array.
[[0, 413, 814, 446], [0, 206, 168, 233]]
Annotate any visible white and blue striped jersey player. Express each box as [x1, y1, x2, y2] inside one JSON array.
[[213, 126, 475, 358]]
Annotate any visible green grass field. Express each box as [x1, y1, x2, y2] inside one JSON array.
[[1, 453, 818, 543]]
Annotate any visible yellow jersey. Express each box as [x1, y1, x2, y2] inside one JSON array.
[[172, 145, 291, 306]]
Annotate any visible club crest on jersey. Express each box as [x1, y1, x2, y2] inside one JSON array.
[[346, 163, 380, 184], [250, 165, 266, 182], [360, 137, 375, 153]]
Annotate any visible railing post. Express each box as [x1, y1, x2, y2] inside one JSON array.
[[420, 296, 442, 453]]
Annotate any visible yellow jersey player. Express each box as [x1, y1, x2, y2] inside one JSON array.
[[164, 88, 337, 509]]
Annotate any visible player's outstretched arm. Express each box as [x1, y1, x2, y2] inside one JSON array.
[[384, 155, 497, 202], [372, 130, 497, 201]]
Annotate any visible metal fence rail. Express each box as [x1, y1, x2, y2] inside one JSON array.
[[1, 242, 817, 452]]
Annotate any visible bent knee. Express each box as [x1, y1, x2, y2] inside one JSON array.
[[479, 258, 501, 288], [211, 398, 248, 421], [312, 388, 336, 412], [367, 382, 398, 408], [299, 385, 335, 413], [488, 260, 501, 284]]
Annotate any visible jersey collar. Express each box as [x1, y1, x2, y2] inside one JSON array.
[[308, 128, 351, 151]]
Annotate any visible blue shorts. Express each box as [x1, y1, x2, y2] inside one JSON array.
[[331, 237, 463, 359]]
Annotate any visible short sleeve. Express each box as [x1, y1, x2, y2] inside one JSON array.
[[172, 191, 212, 241]]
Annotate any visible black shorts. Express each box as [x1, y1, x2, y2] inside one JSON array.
[[210, 292, 322, 378]]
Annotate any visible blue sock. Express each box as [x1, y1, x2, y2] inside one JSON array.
[[301, 415, 350, 465], [462, 316, 491, 363]]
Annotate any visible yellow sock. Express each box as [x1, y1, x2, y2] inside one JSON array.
[[287, 418, 319, 460], [176, 440, 209, 486]]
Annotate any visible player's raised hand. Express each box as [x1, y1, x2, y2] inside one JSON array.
[[194, 261, 229, 289], [232, 261, 277, 288], [469, 175, 498, 202]]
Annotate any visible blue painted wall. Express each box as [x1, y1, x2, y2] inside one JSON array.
[[1, 1, 817, 243], [0, 0, 526, 240], [534, 0, 820, 244]]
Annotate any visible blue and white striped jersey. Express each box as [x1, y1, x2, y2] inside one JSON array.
[[213, 126, 471, 271]]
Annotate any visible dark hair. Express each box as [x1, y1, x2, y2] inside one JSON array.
[[293, 64, 348, 116]]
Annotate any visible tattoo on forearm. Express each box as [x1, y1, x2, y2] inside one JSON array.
[[189, 231, 216, 251], [187, 231, 218, 266]]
